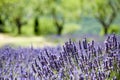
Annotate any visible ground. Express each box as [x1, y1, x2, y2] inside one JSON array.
[[0, 33, 107, 48]]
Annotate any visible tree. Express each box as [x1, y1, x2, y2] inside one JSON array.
[[81, 0, 120, 35], [34, 16, 39, 35], [0, 16, 4, 32], [0, 0, 17, 32], [10, 0, 28, 35], [0, 0, 29, 35], [29, 0, 46, 35], [46, 0, 81, 35], [14, 17, 23, 35], [51, 4, 64, 35]]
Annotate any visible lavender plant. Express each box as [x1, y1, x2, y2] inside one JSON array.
[[0, 34, 120, 80]]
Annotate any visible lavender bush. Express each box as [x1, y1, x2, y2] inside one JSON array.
[[0, 34, 120, 80]]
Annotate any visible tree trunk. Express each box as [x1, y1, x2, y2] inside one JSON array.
[[0, 16, 3, 25], [16, 18, 22, 35], [0, 17, 4, 32], [51, 8, 64, 36], [34, 17, 39, 35], [96, 17, 110, 35], [18, 25, 22, 35], [56, 26, 63, 35], [0, 19, 3, 25], [103, 26, 109, 35]]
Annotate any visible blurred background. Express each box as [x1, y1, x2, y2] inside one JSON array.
[[0, 0, 120, 47]]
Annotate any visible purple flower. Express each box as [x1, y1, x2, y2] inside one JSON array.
[[0, 34, 120, 79], [83, 38, 87, 49]]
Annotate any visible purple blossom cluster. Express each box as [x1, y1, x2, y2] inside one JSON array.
[[0, 34, 120, 80]]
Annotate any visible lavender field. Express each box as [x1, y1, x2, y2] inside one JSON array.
[[0, 0, 120, 79], [0, 34, 120, 80]]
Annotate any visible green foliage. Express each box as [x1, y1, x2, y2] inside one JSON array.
[[81, 0, 120, 35], [0, 0, 120, 36], [100, 24, 120, 35], [40, 17, 56, 35], [108, 25, 120, 34], [62, 23, 80, 35], [82, 0, 120, 17], [61, 0, 81, 21]]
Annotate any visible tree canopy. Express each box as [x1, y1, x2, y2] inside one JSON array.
[[81, 0, 120, 35], [0, 0, 119, 35]]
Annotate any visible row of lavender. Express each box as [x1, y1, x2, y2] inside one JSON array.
[[0, 34, 120, 80]]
